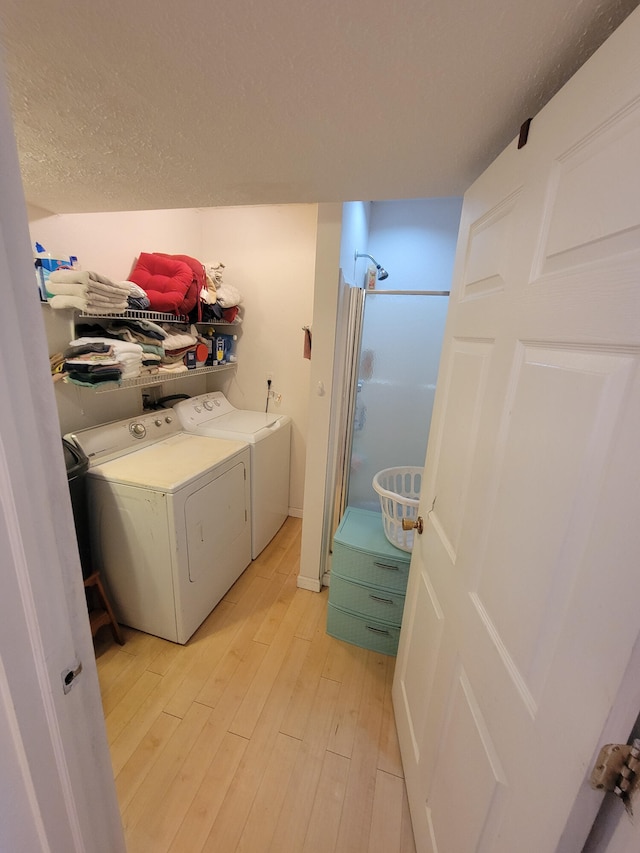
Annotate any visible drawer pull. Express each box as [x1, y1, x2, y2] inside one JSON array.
[[374, 561, 400, 572], [366, 625, 391, 636], [369, 594, 394, 605]]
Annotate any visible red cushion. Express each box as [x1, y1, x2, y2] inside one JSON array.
[[154, 253, 204, 321], [128, 253, 193, 315]]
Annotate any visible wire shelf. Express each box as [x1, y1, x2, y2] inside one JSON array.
[[76, 309, 241, 327], [67, 362, 237, 394], [53, 307, 241, 392], [77, 308, 188, 323]]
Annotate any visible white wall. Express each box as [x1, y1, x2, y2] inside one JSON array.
[[367, 197, 463, 290], [28, 206, 202, 281], [27, 204, 317, 515], [199, 205, 317, 514], [298, 203, 343, 590], [340, 201, 371, 284]]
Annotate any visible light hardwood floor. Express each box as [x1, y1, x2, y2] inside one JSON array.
[[94, 516, 417, 853]]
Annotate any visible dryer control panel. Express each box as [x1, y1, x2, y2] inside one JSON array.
[[176, 391, 234, 427], [66, 412, 182, 465]]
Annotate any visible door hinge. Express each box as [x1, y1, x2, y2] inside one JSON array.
[[590, 738, 640, 814]]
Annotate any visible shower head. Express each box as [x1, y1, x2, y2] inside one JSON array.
[[355, 251, 389, 281]]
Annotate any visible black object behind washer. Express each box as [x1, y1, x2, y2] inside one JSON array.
[[62, 438, 92, 578]]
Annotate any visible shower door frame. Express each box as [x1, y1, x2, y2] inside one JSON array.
[[329, 287, 451, 565]]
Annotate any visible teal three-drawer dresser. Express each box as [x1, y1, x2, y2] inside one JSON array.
[[326, 506, 411, 656]]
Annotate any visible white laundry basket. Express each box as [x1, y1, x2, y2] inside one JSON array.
[[372, 467, 423, 552]]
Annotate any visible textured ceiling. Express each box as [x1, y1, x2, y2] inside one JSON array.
[[1, 0, 638, 213]]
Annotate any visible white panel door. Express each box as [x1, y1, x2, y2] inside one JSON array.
[[0, 58, 125, 852], [393, 8, 640, 853]]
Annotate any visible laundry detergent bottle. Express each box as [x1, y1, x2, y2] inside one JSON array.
[[34, 242, 72, 300]]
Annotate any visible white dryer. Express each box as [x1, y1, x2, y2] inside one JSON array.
[[173, 392, 291, 559], [66, 412, 251, 644]]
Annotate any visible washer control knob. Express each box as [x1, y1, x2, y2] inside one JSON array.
[[195, 405, 202, 413], [155, 419, 162, 427], [165, 416, 173, 424], [130, 422, 146, 438], [203, 400, 214, 411]]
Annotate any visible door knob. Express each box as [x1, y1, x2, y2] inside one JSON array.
[[402, 516, 424, 535]]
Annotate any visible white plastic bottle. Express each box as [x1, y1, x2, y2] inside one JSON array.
[[33, 242, 72, 299]]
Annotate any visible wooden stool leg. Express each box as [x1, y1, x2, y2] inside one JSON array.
[[94, 572, 124, 645], [83, 571, 124, 645]]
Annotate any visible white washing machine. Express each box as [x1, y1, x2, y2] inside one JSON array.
[[66, 411, 251, 644], [173, 392, 291, 559]]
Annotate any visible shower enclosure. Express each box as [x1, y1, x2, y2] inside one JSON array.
[[332, 286, 450, 535]]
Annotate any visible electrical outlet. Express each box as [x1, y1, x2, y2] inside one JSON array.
[[142, 384, 163, 409], [274, 393, 282, 404]]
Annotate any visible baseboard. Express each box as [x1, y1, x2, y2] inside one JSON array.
[[288, 507, 303, 518], [296, 575, 322, 592]]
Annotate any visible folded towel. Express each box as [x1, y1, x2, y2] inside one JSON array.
[[63, 361, 122, 374], [49, 269, 130, 292], [126, 281, 148, 298], [66, 373, 121, 388], [215, 282, 243, 308], [83, 303, 129, 315], [128, 295, 151, 310], [64, 355, 120, 367], [158, 363, 189, 375], [47, 281, 90, 297], [50, 352, 65, 376], [160, 326, 198, 351], [138, 343, 165, 357], [205, 262, 225, 287], [83, 306, 128, 316], [64, 342, 112, 358], [69, 336, 144, 356], [107, 318, 167, 339], [49, 294, 128, 313], [161, 354, 192, 366], [87, 288, 128, 305], [85, 278, 131, 299], [203, 272, 217, 303], [107, 328, 162, 346], [49, 294, 88, 311]]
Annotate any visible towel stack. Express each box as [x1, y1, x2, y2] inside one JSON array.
[[67, 337, 144, 384], [90, 317, 167, 378], [201, 262, 243, 323], [47, 270, 131, 314], [63, 342, 121, 386], [158, 325, 198, 374]]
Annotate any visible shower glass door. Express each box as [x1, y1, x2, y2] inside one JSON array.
[[346, 291, 449, 511]]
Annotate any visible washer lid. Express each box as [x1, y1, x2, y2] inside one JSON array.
[[188, 411, 290, 442], [173, 393, 290, 440], [211, 410, 280, 433], [88, 433, 248, 491]]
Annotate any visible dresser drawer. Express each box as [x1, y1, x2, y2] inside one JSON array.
[[329, 573, 406, 626], [326, 602, 401, 656], [332, 540, 409, 592]]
